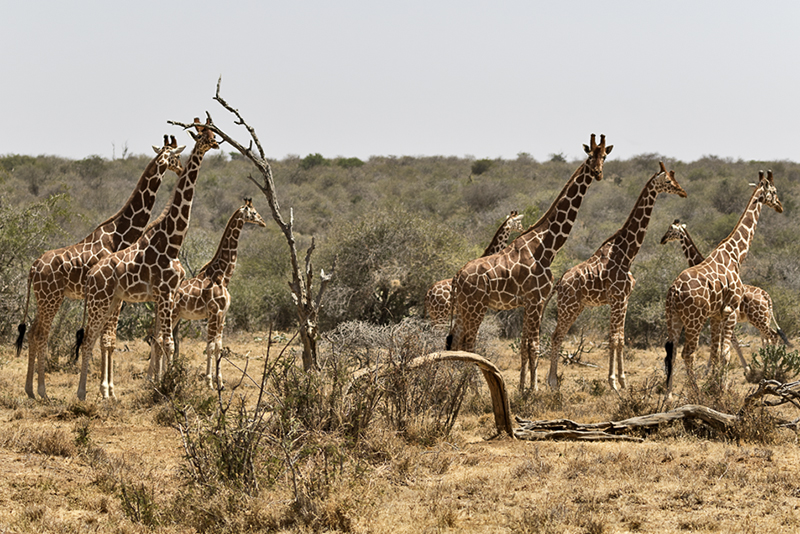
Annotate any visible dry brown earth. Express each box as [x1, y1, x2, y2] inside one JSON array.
[[0, 331, 798, 533]]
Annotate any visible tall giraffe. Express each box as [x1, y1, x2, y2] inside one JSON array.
[[545, 162, 687, 391], [660, 219, 789, 375], [74, 118, 219, 400], [446, 134, 613, 393], [16, 135, 185, 400], [425, 210, 524, 326], [664, 170, 783, 396], [167, 198, 266, 388]]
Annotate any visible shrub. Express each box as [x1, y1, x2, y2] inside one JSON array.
[[319, 208, 471, 327], [747, 344, 800, 384], [471, 158, 493, 176], [300, 153, 327, 170], [335, 157, 364, 169]]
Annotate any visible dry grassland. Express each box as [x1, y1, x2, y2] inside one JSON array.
[[0, 331, 798, 533]]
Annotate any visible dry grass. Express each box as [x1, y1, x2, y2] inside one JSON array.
[[0, 330, 798, 533]]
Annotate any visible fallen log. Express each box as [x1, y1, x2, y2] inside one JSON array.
[[514, 404, 737, 441]]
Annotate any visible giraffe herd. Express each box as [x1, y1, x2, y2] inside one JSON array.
[[443, 134, 787, 396], [15, 119, 265, 401], [12, 129, 788, 401]]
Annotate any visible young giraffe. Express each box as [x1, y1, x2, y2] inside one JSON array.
[[447, 134, 613, 393], [16, 135, 185, 400], [660, 219, 789, 375], [167, 198, 266, 388], [545, 162, 687, 391], [75, 119, 219, 401], [664, 170, 783, 397], [425, 210, 524, 326]]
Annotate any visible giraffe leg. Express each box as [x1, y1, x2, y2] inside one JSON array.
[[206, 313, 225, 389], [155, 293, 176, 382], [546, 302, 583, 391], [99, 301, 123, 399], [608, 299, 630, 391], [521, 301, 545, 392], [680, 324, 703, 399], [78, 308, 109, 402], [26, 295, 63, 399], [664, 304, 685, 399], [706, 317, 722, 374], [730, 333, 750, 377]]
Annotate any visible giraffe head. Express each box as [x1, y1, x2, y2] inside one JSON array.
[[651, 161, 687, 197], [152, 134, 186, 175], [241, 197, 267, 228], [189, 117, 221, 155], [582, 133, 613, 180], [752, 170, 783, 213], [660, 218, 687, 245], [506, 210, 525, 233]]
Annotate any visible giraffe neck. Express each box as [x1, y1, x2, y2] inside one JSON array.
[[517, 163, 595, 266], [83, 156, 170, 250], [482, 219, 513, 257], [678, 230, 705, 267], [148, 145, 208, 257], [198, 212, 245, 287], [712, 188, 765, 267], [610, 179, 660, 270]]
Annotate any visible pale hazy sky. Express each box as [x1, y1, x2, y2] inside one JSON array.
[[2, 1, 799, 163]]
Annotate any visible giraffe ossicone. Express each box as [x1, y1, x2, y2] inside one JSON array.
[[16, 134, 184, 400], [74, 118, 219, 401], [545, 161, 687, 392], [425, 210, 524, 327], [664, 170, 783, 398], [446, 133, 612, 393]]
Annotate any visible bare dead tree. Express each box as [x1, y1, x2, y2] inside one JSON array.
[[169, 77, 333, 371]]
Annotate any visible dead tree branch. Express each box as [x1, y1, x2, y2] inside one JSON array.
[[169, 77, 333, 371]]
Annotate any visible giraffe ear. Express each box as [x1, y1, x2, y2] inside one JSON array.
[[174, 145, 186, 154], [605, 145, 613, 155], [152, 146, 160, 154], [659, 161, 667, 173], [583, 144, 591, 155]]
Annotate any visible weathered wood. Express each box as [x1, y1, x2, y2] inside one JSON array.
[[347, 351, 515, 438], [411, 351, 515, 438], [514, 404, 738, 440]]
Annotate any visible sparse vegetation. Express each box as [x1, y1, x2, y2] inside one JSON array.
[[2, 147, 800, 531]]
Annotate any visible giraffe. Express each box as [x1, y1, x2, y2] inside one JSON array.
[[166, 198, 266, 388], [660, 219, 789, 375], [664, 170, 783, 397], [545, 162, 687, 391], [15, 135, 185, 400], [425, 210, 524, 326], [446, 134, 613, 393], [74, 118, 219, 400]]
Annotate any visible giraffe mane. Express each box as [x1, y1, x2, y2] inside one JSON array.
[[713, 173, 767, 250], [515, 159, 591, 239]]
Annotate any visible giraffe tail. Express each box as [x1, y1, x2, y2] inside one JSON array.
[[14, 272, 33, 357], [73, 296, 89, 362], [445, 273, 459, 351], [777, 328, 791, 347], [664, 341, 675, 384]]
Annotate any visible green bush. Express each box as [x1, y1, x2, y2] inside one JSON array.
[[318, 208, 472, 327], [300, 153, 328, 170], [335, 157, 364, 169], [471, 158, 493, 175], [747, 344, 800, 383]]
